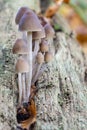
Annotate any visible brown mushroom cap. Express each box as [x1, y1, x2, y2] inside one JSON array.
[[32, 27, 45, 40], [15, 57, 29, 73], [19, 11, 42, 32], [15, 7, 30, 24], [40, 40, 49, 52], [12, 39, 29, 54], [36, 52, 44, 64], [44, 23, 55, 39], [44, 52, 53, 62]]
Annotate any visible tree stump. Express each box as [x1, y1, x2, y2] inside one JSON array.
[[0, 1, 87, 130]]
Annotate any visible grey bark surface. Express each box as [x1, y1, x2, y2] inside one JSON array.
[[0, 1, 87, 130]]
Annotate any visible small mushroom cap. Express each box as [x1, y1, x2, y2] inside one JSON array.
[[19, 11, 42, 32], [12, 39, 29, 54], [32, 27, 45, 40], [38, 15, 48, 26], [40, 40, 49, 52], [15, 7, 30, 24], [36, 52, 44, 64], [44, 23, 55, 39], [15, 57, 29, 73], [44, 52, 53, 62]]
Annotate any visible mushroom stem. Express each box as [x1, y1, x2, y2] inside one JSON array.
[[32, 63, 42, 85], [22, 73, 28, 102], [27, 32, 32, 98], [18, 73, 22, 104], [32, 63, 38, 79], [32, 63, 47, 85], [33, 39, 40, 66], [34, 39, 40, 55], [22, 31, 27, 42]]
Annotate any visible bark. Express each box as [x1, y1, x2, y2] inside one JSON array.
[[0, 1, 87, 130]]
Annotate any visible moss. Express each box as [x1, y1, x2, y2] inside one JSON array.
[[58, 94, 64, 107]]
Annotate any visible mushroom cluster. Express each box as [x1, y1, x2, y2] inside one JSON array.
[[13, 6, 55, 129]]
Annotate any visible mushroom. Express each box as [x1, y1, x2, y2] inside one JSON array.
[[40, 40, 49, 54], [44, 23, 55, 44], [12, 39, 29, 100], [38, 15, 48, 26], [34, 52, 53, 82], [44, 51, 53, 63], [32, 27, 45, 68], [32, 52, 44, 85], [15, 57, 29, 103], [32, 40, 48, 79], [15, 7, 30, 25], [22, 73, 26, 102], [19, 11, 43, 98], [12, 38, 30, 102], [15, 7, 31, 41], [44, 23, 55, 55], [32, 27, 45, 56], [12, 39, 28, 55]]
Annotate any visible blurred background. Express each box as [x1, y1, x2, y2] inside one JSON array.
[[40, 0, 87, 53], [58, 0, 87, 53]]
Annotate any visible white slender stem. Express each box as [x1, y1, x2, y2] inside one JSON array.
[[22, 31, 27, 43], [32, 63, 42, 85], [32, 64, 47, 85], [22, 54, 29, 102], [32, 40, 40, 85], [22, 31, 28, 102], [33, 39, 40, 66], [27, 32, 32, 98], [22, 73, 28, 102], [32, 63, 38, 79], [35, 69, 44, 81], [18, 73, 22, 104], [34, 39, 40, 55]]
